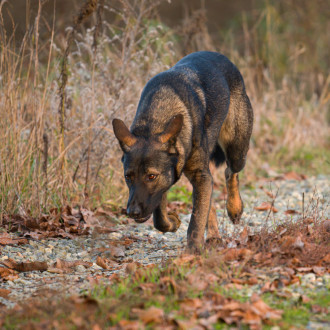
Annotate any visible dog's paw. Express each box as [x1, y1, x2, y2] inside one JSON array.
[[186, 238, 204, 255], [184, 244, 202, 255], [227, 197, 244, 224], [168, 212, 181, 232], [227, 209, 243, 224], [205, 236, 223, 249]]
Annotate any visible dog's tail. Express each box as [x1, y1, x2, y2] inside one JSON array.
[[210, 143, 226, 167]]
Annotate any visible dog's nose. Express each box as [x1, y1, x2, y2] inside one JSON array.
[[127, 205, 142, 218]]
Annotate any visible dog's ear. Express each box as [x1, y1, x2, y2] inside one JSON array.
[[112, 119, 137, 152], [158, 115, 183, 144]]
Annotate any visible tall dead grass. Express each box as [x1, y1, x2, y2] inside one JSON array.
[[0, 0, 328, 218]]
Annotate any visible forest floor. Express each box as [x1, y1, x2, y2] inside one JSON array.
[[1, 173, 329, 329]]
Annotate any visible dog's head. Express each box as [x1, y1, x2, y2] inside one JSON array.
[[112, 115, 183, 222]]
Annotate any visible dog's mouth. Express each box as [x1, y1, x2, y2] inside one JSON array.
[[132, 214, 151, 223]]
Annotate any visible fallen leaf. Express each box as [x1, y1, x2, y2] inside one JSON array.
[[300, 295, 311, 303], [179, 298, 203, 313], [185, 273, 208, 291], [1, 258, 48, 272], [80, 208, 101, 226], [312, 266, 325, 276], [222, 301, 242, 311], [0, 267, 19, 281], [280, 235, 304, 251], [0, 288, 11, 298], [52, 259, 92, 271], [138, 283, 158, 294], [109, 246, 125, 258], [254, 202, 278, 213], [321, 253, 330, 264], [96, 256, 118, 270], [125, 262, 140, 274], [284, 209, 299, 215], [117, 319, 141, 330], [159, 276, 178, 293], [173, 254, 196, 266], [71, 296, 99, 313], [223, 248, 253, 261], [239, 227, 249, 246], [311, 305, 327, 314], [0, 233, 28, 246], [133, 306, 164, 324], [175, 319, 200, 330], [283, 171, 307, 181], [250, 296, 283, 320]]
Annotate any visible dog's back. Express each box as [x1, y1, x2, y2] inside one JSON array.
[[131, 51, 252, 169]]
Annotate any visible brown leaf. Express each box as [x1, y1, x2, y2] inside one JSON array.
[[284, 209, 299, 215], [125, 262, 140, 274], [321, 253, 330, 264], [223, 248, 253, 262], [134, 306, 164, 324], [96, 256, 118, 270], [173, 254, 196, 265], [0, 233, 28, 246], [259, 186, 275, 198], [322, 220, 330, 233], [254, 202, 278, 213], [175, 319, 201, 330], [80, 208, 101, 226], [186, 273, 208, 291], [71, 296, 99, 313], [138, 283, 158, 294], [0, 288, 11, 298], [250, 296, 283, 320], [1, 258, 48, 272], [311, 305, 327, 314], [117, 320, 141, 330], [92, 226, 117, 234], [109, 246, 125, 258], [312, 266, 325, 276], [283, 171, 307, 181], [300, 295, 311, 303], [179, 298, 203, 312], [0, 267, 19, 281], [222, 301, 242, 311], [52, 259, 92, 270], [159, 276, 178, 293], [241, 309, 262, 326], [239, 227, 249, 246], [280, 235, 304, 251]]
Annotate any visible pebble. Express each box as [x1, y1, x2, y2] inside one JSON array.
[[76, 265, 87, 272]]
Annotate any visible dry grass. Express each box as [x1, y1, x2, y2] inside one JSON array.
[[0, 0, 329, 218]]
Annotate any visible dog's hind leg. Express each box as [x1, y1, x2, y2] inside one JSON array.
[[153, 193, 181, 233], [219, 92, 253, 224]]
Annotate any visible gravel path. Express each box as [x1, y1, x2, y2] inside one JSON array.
[[0, 175, 329, 309]]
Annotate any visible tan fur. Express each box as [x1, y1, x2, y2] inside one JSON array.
[[225, 168, 243, 224], [206, 205, 221, 240], [219, 93, 238, 152]]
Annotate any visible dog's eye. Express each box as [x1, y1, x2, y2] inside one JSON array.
[[146, 174, 158, 181], [125, 174, 132, 181]]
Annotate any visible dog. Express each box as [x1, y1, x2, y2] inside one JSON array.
[[112, 51, 253, 252]]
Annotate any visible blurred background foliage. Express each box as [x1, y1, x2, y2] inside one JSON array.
[[0, 0, 329, 216]]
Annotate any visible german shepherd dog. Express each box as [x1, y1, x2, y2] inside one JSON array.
[[113, 51, 253, 252]]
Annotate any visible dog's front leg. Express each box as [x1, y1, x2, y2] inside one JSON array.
[[185, 169, 213, 252], [153, 193, 181, 233]]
